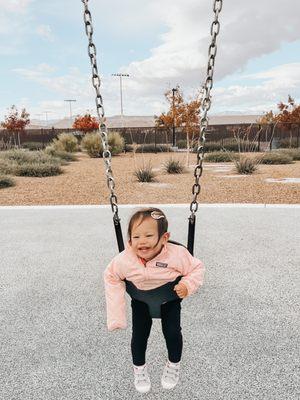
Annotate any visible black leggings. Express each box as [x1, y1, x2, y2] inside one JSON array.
[[131, 298, 183, 366]]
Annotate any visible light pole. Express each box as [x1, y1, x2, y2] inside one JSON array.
[[64, 99, 76, 126], [111, 73, 129, 126], [172, 88, 178, 147]]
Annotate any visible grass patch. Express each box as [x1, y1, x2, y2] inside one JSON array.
[[273, 148, 300, 161], [234, 156, 258, 174], [134, 163, 156, 182], [163, 158, 185, 174], [258, 152, 293, 164]]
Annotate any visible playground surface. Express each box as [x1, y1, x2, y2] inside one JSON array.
[[0, 204, 299, 399], [0, 152, 299, 205]]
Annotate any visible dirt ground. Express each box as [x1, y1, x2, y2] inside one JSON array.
[[0, 151, 299, 205]]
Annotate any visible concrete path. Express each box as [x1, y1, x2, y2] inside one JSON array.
[[0, 205, 299, 400]]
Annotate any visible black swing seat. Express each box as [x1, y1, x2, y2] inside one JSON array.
[[124, 276, 183, 318]]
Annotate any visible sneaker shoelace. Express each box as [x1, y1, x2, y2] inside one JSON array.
[[164, 363, 180, 381]]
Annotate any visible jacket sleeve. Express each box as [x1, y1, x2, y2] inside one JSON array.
[[103, 258, 127, 331], [177, 248, 205, 296]]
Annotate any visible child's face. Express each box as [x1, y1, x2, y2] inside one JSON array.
[[130, 216, 170, 261]]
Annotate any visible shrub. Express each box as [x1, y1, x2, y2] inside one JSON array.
[[234, 156, 258, 174], [52, 133, 78, 153], [124, 144, 133, 152], [22, 142, 45, 151], [134, 164, 156, 182], [0, 175, 15, 189], [81, 131, 124, 157], [45, 146, 78, 162], [81, 132, 103, 157], [15, 162, 62, 177], [204, 151, 237, 162], [135, 144, 172, 153], [177, 140, 187, 149], [108, 131, 125, 155], [274, 148, 300, 161], [258, 152, 293, 164], [0, 149, 64, 177], [163, 158, 185, 174], [278, 138, 298, 148]]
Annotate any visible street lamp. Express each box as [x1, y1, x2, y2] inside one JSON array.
[[111, 73, 129, 126], [64, 99, 76, 126], [172, 88, 178, 147]]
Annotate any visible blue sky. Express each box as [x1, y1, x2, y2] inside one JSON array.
[[1, 0, 300, 123]]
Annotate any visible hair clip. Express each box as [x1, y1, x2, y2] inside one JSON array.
[[151, 211, 165, 220]]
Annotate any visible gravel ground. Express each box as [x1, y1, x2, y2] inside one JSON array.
[[0, 151, 299, 205]]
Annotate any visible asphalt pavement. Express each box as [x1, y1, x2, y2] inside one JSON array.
[[0, 204, 299, 400]]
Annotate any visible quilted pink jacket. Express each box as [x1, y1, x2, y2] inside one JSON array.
[[103, 241, 205, 331]]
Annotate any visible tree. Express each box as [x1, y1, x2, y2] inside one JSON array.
[[1, 105, 30, 147], [72, 114, 99, 133], [276, 95, 300, 125], [155, 86, 201, 164]]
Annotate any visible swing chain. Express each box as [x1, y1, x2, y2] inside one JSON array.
[[81, 0, 120, 218], [189, 0, 222, 217]]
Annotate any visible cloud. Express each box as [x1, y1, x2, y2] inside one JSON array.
[[36, 25, 54, 42]]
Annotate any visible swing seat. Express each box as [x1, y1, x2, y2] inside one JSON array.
[[124, 275, 183, 318]]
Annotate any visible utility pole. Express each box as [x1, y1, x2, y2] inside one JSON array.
[[64, 99, 76, 126], [112, 73, 129, 126], [172, 88, 178, 147], [44, 111, 51, 128]]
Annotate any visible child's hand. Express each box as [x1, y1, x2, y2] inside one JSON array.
[[174, 282, 188, 298]]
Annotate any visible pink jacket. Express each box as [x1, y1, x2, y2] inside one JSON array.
[[103, 242, 205, 331]]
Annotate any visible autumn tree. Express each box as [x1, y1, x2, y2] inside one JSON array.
[[72, 113, 99, 133], [1, 105, 30, 147], [155, 86, 201, 159], [276, 95, 300, 125]]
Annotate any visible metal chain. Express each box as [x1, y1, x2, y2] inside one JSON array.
[[81, 0, 120, 220], [189, 0, 223, 217]]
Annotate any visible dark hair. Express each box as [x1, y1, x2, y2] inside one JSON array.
[[127, 207, 168, 245]]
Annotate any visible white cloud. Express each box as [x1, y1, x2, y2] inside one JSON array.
[[36, 25, 54, 42]]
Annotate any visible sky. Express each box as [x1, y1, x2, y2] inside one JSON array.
[[0, 0, 300, 123]]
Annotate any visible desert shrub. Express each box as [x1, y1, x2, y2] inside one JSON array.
[[234, 156, 258, 174], [274, 148, 300, 161], [81, 131, 124, 157], [108, 131, 125, 155], [277, 138, 298, 148], [124, 144, 133, 152], [177, 140, 187, 149], [81, 132, 103, 157], [52, 133, 78, 153], [135, 144, 172, 153], [0, 149, 63, 177], [15, 162, 62, 177], [163, 158, 185, 174], [45, 145, 77, 162], [134, 164, 156, 182], [0, 174, 15, 188], [22, 142, 44, 151], [259, 152, 293, 164], [204, 151, 237, 162]]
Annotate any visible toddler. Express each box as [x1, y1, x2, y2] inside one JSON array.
[[103, 207, 205, 393]]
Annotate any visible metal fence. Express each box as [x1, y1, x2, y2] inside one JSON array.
[[0, 123, 299, 150]]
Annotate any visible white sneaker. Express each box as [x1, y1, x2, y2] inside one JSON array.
[[133, 364, 151, 393], [161, 360, 180, 389]]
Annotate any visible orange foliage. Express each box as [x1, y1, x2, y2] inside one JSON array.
[[276, 95, 300, 125], [73, 114, 99, 133], [1, 105, 30, 132], [155, 86, 200, 140]]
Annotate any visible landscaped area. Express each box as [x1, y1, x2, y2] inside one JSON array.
[[0, 149, 299, 205]]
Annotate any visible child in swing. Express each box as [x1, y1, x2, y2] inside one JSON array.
[[103, 207, 205, 393]]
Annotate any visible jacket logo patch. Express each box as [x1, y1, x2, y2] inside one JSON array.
[[156, 262, 168, 268]]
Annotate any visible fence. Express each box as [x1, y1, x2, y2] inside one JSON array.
[[0, 123, 299, 150]]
